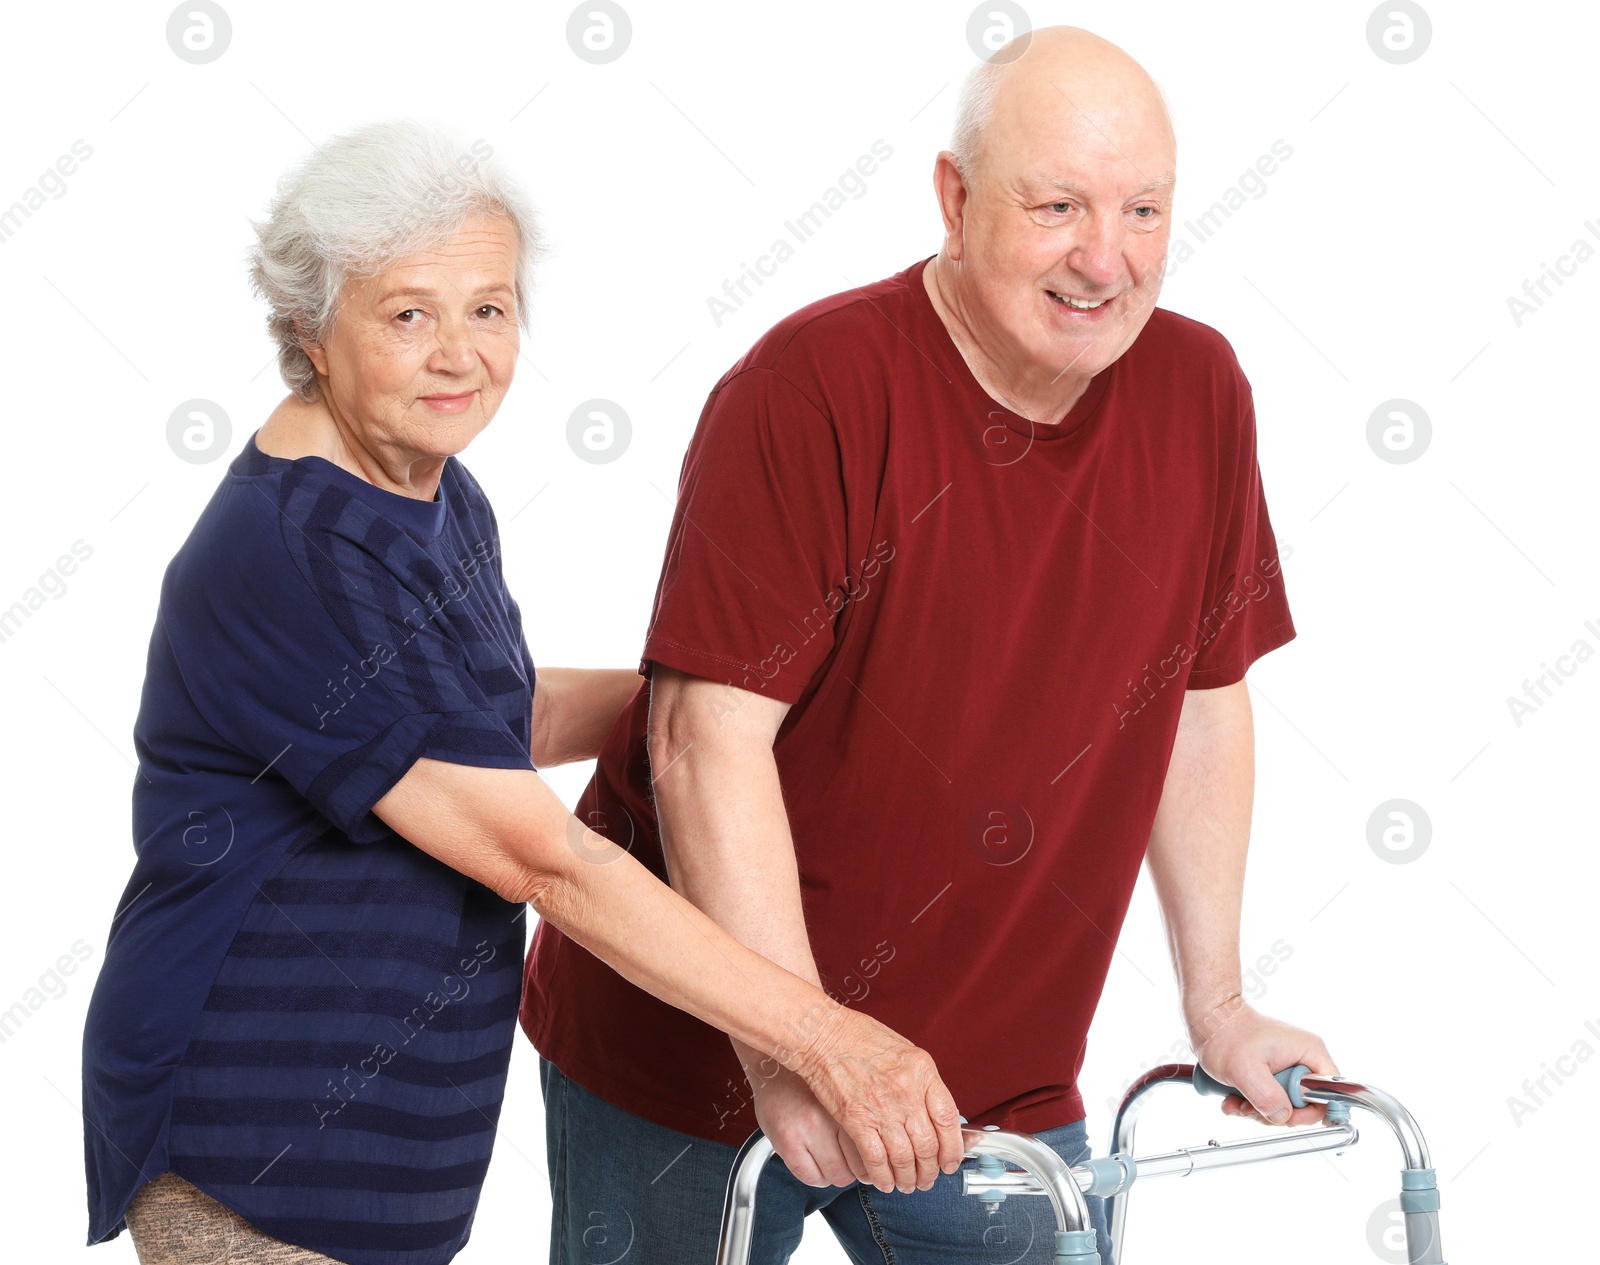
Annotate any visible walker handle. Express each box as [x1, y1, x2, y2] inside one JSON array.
[[1191, 1063, 1310, 1109]]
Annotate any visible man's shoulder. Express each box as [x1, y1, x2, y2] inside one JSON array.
[[1130, 309, 1257, 454], [712, 260, 930, 393], [1138, 305, 1244, 371]]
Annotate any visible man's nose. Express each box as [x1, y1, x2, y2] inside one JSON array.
[[1068, 213, 1127, 289]]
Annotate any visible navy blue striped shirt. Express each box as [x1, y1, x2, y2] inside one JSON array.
[[83, 431, 537, 1264]]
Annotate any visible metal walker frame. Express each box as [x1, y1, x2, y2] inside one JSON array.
[[714, 1061, 1446, 1264]]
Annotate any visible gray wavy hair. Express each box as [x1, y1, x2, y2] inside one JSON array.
[[249, 120, 542, 401]]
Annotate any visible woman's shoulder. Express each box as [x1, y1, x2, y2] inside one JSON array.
[[179, 402, 501, 606], [167, 425, 385, 618]]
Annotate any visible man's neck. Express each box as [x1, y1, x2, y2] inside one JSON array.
[[921, 254, 1092, 425]]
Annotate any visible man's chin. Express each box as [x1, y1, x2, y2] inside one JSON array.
[[1036, 334, 1112, 382]]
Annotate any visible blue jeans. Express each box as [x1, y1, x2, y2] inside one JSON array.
[[540, 1057, 1116, 1265]]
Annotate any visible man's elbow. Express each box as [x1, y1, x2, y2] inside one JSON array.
[[646, 667, 788, 774], [646, 678, 711, 776]]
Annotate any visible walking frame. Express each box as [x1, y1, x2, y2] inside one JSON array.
[[715, 1061, 1446, 1264]]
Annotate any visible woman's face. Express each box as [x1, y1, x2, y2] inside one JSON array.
[[306, 212, 520, 461]]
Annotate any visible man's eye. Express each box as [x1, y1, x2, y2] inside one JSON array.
[[396, 309, 420, 323], [1048, 202, 1072, 214], [1133, 206, 1156, 218]]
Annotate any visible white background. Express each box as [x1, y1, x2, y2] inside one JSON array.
[[1, 1, 1595, 1261]]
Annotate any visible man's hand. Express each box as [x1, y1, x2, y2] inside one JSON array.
[[749, 1065, 868, 1188], [1191, 994, 1338, 1127], [750, 1007, 965, 1195]]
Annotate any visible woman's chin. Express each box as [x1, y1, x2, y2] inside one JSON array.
[[407, 410, 494, 454]]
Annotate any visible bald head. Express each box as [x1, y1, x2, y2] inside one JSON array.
[[924, 26, 1178, 419], [951, 26, 1175, 185]]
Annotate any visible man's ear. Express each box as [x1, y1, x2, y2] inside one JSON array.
[[931, 151, 970, 262], [296, 321, 330, 377]]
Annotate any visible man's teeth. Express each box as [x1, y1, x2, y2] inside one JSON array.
[[1051, 291, 1109, 310]]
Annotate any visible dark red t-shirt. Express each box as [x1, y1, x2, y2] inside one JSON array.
[[521, 256, 1295, 1143]]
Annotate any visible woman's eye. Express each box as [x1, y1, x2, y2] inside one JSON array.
[[396, 309, 420, 324], [475, 304, 504, 319]]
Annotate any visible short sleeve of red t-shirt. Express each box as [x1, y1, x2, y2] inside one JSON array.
[[1183, 354, 1294, 687], [641, 367, 849, 704]]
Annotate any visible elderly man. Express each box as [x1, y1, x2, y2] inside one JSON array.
[[523, 25, 1335, 1265]]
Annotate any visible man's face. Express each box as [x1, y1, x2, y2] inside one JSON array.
[[957, 105, 1175, 384]]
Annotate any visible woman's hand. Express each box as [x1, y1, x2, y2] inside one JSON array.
[[784, 1004, 966, 1193]]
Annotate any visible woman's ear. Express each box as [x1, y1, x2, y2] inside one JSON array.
[[296, 321, 330, 377]]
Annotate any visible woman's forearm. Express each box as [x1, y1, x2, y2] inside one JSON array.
[[530, 667, 642, 766], [534, 823, 848, 1075], [373, 756, 965, 1191], [374, 757, 844, 1074]]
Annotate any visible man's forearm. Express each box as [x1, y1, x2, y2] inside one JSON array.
[[1143, 679, 1255, 1046], [647, 671, 821, 1088]]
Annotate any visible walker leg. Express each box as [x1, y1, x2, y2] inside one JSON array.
[[1399, 1168, 1445, 1264]]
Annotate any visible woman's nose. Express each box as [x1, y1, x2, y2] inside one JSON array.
[[430, 321, 477, 369]]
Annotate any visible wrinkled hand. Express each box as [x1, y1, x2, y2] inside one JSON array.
[[1191, 995, 1338, 1127], [782, 1006, 965, 1194]]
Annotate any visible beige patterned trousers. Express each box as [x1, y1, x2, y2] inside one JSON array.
[[124, 1173, 341, 1264]]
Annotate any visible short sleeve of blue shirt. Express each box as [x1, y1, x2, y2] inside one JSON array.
[[83, 433, 539, 1265]]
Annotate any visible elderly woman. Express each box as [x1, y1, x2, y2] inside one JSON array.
[[81, 121, 963, 1265]]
